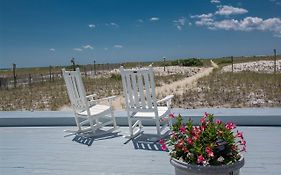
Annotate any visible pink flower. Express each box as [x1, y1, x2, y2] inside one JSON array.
[[225, 122, 236, 130], [200, 116, 206, 124], [204, 112, 208, 117], [176, 139, 184, 149], [240, 139, 246, 145], [236, 131, 244, 139], [159, 139, 167, 151], [197, 154, 205, 164], [180, 126, 186, 133], [192, 135, 199, 141], [169, 113, 175, 118], [200, 125, 206, 131], [161, 144, 167, 151], [205, 147, 214, 157], [216, 119, 222, 124], [187, 137, 193, 145], [182, 147, 189, 153]]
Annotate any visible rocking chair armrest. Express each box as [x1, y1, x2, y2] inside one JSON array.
[[157, 95, 174, 104], [86, 94, 97, 100], [91, 96, 116, 104]]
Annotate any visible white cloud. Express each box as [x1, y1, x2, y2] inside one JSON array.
[[49, 48, 55, 52], [104, 47, 109, 50], [173, 17, 186, 30], [106, 22, 119, 28], [114, 45, 123, 48], [191, 4, 281, 37], [150, 17, 159, 21], [73, 48, 83, 52], [138, 19, 144, 23], [196, 17, 214, 26], [215, 5, 248, 16], [269, 0, 281, 5], [89, 24, 96, 28], [211, 0, 220, 3], [82, 45, 94, 50], [191, 13, 213, 19], [194, 15, 281, 37], [191, 13, 214, 26]]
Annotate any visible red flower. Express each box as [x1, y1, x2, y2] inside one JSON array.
[[236, 131, 244, 139], [182, 147, 189, 153], [203, 112, 208, 117], [205, 147, 214, 157], [187, 137, 193, 145], [159, 139, 167, 151], [169, 113, 175, 118], [180, 126, 186, 133], [192, 135, 199, 141], [200, 116, 206, 124], [197, 154, 205, 164], [240, 139, 246, 145], [161, 144, 167, 151], [159, 139, 165, 145], [176, 139, 184, 149], [225, 122, 236, 130], [216, 119, 222, 124]]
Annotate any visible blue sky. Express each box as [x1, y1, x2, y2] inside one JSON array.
[[1, 0, 281, 68]]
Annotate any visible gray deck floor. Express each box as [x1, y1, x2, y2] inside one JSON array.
[[0, 127, 281, 175]]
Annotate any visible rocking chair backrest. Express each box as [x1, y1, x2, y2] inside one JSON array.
[[62, 68, 88, 113], [120, 66, 158, 113]]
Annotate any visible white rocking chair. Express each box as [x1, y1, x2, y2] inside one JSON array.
[[62, 68, 118, 136], [120, 66, 174, 139]]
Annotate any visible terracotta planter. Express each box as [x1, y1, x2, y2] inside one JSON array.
[[170, 157, 244, 175]]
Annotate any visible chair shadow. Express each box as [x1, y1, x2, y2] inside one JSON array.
[[132, 133, 169, 152], [71, 129, 122, 146]]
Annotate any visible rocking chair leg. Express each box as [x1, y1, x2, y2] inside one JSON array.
[[156, 119, 161, 137]]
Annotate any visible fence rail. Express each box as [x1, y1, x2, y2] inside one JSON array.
[[0, 64, 121, 90]]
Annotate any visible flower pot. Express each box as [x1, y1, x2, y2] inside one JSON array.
[[170, 157, 244, 175]]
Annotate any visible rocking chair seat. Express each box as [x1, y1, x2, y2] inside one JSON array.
[[132, 107, 169, 119], [78, 104, 111, 117]]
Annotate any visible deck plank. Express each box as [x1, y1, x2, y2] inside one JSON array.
[[0, 127, 281, 175]]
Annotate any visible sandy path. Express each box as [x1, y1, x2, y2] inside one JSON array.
[[112, 61, 218, 110]]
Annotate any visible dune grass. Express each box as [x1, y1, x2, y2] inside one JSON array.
[[0, 71, 188, 111], [174, 68, 281, 109]]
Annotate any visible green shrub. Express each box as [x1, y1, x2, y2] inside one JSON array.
[[171, 58, 203, 67]]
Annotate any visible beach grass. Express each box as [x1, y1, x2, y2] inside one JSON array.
[[175, 68, 281, 109]]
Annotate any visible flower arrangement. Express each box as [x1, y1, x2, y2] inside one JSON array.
[[160, 113, 246, 166]]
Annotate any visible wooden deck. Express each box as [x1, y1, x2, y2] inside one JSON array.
[[0, 127, 281, 175]]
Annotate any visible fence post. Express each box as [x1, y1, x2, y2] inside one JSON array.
[[71, 58, 76, 71], [274, 49, 277, 74], [163, 57, 166, 71], [41, 73, 44, 83], [84, 66, 87, 77], [12, 63, 16, 88], [28, 74, 32, 86], [231, 56, 234, 72], [94, 60, 96, 75], [49, 66, 52, 82]]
